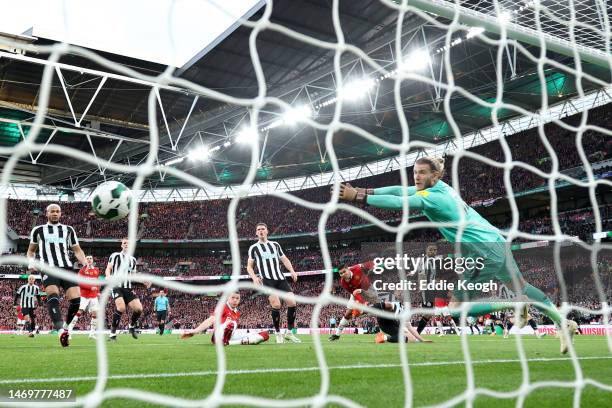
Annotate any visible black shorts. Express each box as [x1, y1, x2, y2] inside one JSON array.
[[112, 287, 138, 304], [421, 301, 433, 308], [330, 323, 337, 329], [156, 311, 168, 321], [377, 316, 401, 339], [21, 307, 36, 317], [262, 278, 292, 293], [42, 270, 78, 291]]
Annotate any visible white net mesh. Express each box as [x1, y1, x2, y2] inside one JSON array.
[[0, 0, 611, 406]]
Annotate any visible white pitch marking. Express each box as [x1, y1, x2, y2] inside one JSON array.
[[0, 356, 611, 385]]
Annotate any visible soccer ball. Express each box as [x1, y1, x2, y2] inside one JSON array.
[[91, 181, 132, 221]]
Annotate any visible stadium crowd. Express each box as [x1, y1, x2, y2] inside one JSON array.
[[1, 105, 610, 333], [4, 105, 611, 242], [1, 250, 609, 331]]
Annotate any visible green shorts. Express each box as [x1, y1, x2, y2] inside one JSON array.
[[452, 242, 523, 300]]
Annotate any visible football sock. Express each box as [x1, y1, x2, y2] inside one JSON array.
[[271, 308, 281, 333], [66, 298, 81, 326], [417, 316, 429, 334], [528, 318, 538, 330], [448, 318, 460, 334], [46, 294, 63, 331], [67, 310, 83, 331], [287, 306, 296, 330], [521, 284, 562, 326], [29, 316, 35, 332], [230, 331, 270, 345], [385, 333, 399, 343], [335, 317, 349, 335], [130, 310, 142, 328], [111, 310, 122, 334], [159, 323, 166, 335], [89, 318, 97, 334], [450, 302, 514, 319]]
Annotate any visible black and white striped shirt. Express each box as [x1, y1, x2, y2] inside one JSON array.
[[108, 252, 137, 289], [248, 240, 286, 281], [419, 257, 438, 304], [16, 284, 41, 308], [29, 223, 79, 268]]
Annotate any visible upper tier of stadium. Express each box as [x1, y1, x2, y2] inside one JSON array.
[[5, 104, 610, 242], [0, 0, 610, 197]]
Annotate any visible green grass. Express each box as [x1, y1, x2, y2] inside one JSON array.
[[0, 333, 611, 407]]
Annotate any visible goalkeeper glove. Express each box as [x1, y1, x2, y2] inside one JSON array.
[[333, 183, 372, 203]]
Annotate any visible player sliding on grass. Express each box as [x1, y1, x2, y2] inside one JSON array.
[[352, 289, 431, 344], [335, 156, 577, 353], [181, 292, 269, 346]]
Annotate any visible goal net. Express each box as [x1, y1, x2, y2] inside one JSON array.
[[0, 0, 610, 406]]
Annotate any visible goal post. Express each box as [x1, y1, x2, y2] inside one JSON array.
[[394, 0, 610, 68]]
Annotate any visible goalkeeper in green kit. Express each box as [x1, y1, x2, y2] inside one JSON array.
[[335, 156, 577, 353]]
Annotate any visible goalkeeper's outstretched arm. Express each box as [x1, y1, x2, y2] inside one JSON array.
[[334, 183, 423, 210], [372, 186, 417, 196], [366, 194, 424, 210]]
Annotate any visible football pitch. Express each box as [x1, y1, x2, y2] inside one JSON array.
[[1, 334, 611, 407]]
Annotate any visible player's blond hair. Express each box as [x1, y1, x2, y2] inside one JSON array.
[[415, 156, 445, 178], [46, 203, 61, 212]]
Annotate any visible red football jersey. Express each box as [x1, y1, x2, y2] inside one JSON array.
[[78, 266, 101, 298], [340, 261, 374, 303], [210, 303, 241, 346], [220, 303, 240, 325]]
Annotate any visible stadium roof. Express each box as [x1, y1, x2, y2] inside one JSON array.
[[0, 0, 609, 192]]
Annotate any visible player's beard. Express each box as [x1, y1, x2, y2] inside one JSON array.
[[423, 177, 436, 189]]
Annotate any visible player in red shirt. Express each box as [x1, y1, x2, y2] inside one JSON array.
[[331, 260, 430, 343], [329, 261, 377, 341], [181, 292, 269, 346], [66, 255, 101, 338], [432, 296, 461, 337], [15, 306, 26, 335]]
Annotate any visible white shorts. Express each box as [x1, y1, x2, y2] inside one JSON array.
[[346, 294, 357, 310], [17, 318, 27, 326], [434, 306, 450, 317], [79, 297, 99, 313]]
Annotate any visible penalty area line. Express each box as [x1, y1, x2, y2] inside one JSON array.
[[0, 356, 611, 385]]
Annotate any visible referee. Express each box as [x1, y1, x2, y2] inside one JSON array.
[[27, 203, 87, 347], [247, 223, 301, 344], [154, 289, 170, 336], [14, 275, 41, 337]]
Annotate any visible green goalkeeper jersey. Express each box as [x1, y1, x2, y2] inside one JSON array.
[[367, 181, 504, 243]]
